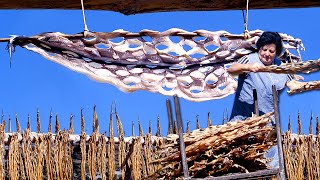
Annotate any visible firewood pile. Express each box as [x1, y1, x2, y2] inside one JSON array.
[[148, 112, 276, 179], [0, 110, 276, 179]]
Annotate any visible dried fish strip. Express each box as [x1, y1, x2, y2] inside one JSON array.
[[258, 59, 320, 74], [288, 80, 320, 95]]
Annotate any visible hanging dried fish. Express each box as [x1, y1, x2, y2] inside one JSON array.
[[6, 29, 303, 101]]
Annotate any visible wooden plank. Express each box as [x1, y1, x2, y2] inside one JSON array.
[[0, 0, 319, 15], [192, 169, 279, 180]]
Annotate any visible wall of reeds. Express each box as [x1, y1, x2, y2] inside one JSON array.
[[0, 107, 318, 179], [283, 112, 320, 180], [0, 107, 168, 180]]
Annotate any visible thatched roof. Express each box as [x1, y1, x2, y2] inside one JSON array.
[[0, 0, 319, 15]]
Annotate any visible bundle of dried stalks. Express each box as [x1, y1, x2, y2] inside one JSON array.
[[116, 113, 126, 180], [0, 123, 4, 179], [97, 134, 107, 180], [34, 134, 45, 179], [80, 131, 87, 180], [129, 138, 142, 180], [8, 133, 20, 179], [88, 131, 97, 179], [108, 113, 115, 180], [21, 130, 35, 179], [44, 132, 54, 179], [59, 132, 73, 179], [148, 112, 276, 179], [283, 132, 320, 180]]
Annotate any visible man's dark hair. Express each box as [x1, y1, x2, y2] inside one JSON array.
[[256, 31, 283, 56]]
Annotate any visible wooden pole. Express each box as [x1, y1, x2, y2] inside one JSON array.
[[173, 95, 189, 179], [166, 99, 174, 135], [272, 85, 286, 180], [253, 89, 259, 115]]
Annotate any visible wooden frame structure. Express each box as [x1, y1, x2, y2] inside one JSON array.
[[171, 85, 285, 179], [0, 0, 320, 15]]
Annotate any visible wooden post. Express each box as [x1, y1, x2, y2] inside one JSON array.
[[253, 89, 259, 115], [166, 99, 174, 134], [272, 85, 286, 180], [173, 95, 189, 179]]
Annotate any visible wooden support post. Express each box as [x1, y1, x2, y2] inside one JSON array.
[[272, 85, 286, 180], [253, 89, 259, 115], [173, 95, 189, 179], [166, 99, 174, 135]]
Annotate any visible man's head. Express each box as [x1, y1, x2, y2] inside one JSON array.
[[256, 32, 283, 65], [256, 31, 283, 56]]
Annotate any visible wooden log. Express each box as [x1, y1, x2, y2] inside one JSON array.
[[0, 0, 319, 15]]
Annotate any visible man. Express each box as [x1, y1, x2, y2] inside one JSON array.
[[227, 31, 307, 168], [228, 31, 305, 121]]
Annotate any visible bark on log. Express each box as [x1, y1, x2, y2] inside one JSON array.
[[0, 0, 319, 15]]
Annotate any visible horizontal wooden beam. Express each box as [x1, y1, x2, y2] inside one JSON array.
[[0, 0, 319, 15], [193, 169, 279, 180]]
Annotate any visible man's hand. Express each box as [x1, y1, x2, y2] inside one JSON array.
[[246, 63, 264, 72]]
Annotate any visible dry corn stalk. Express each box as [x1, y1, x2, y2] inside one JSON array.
[[116, 113, 126, 180], [129, 138, 142, 180], [21, 130, 35, 179], [108, 113, 115, 180], [34, 135, 45, 180], [80, 132, 87, 180], [61, 132, 73, 180], [88, 131, 97, 179], [44, 133, 54, 179], [8, 134, 20, 180], [0, 123, 5, 180], [97, 134, 107, 180]]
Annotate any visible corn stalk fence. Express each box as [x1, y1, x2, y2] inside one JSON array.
[[0, 107, 318, 179]]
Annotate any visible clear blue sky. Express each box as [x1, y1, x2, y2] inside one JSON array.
[[0, 8, 319, 135]]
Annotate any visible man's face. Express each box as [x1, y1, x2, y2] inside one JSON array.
[[258, 44, 277, 66]]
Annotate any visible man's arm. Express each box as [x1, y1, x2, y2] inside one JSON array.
[[227, 62, 264, 75]]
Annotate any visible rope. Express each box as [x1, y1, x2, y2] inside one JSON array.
[[81, 0, 89, 37], [242, 0, 250, 39]]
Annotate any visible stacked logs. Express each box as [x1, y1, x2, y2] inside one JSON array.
[[0, 108, 277, 179]]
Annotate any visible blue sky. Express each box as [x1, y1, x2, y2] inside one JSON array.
[[0, 8, 319, 135]]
